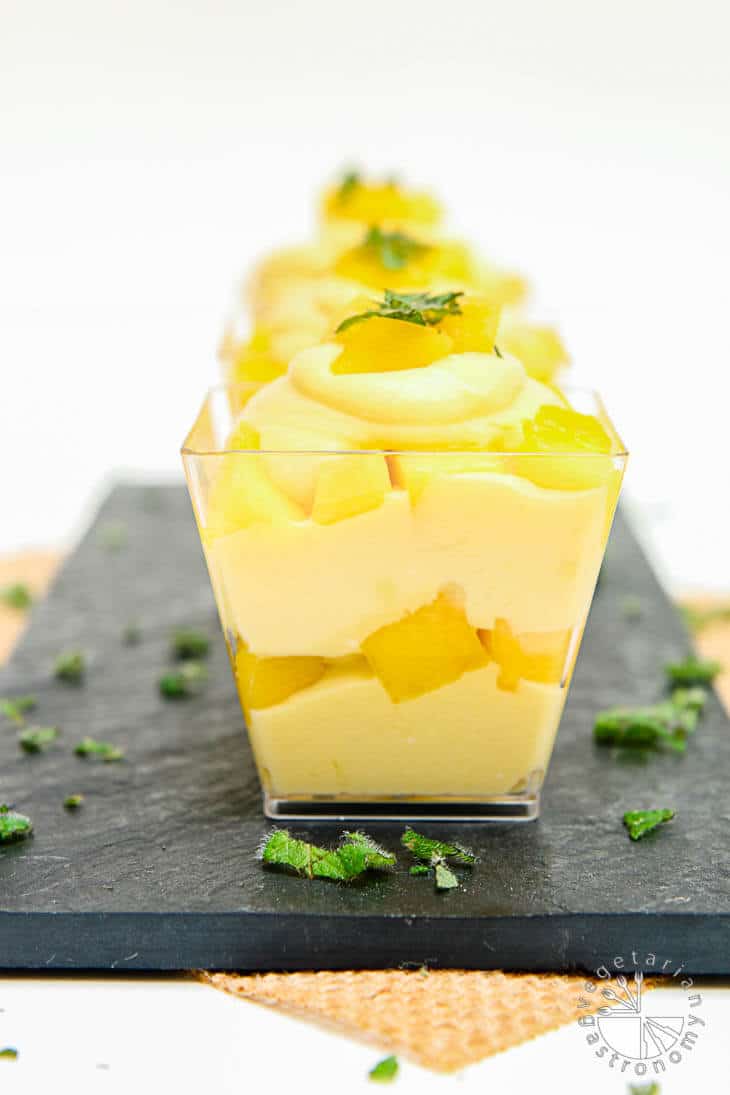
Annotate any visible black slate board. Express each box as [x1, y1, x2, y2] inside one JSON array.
[[1, 484, 729, 974]]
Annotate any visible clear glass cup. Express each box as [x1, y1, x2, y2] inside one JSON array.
[[183, 384, 627, 820]]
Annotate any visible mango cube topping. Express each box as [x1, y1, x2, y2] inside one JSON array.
[[514, 404, 616, 491], [480, 619, 571, 691], [332, 315, 453, 374], [311, 454, 391, 524], [361, 592, 488, 702], [235, 645, 326, 710]]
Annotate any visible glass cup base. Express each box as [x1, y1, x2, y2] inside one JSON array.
[[263, 791, 540, 822]]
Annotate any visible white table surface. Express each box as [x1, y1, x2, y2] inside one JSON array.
[[1, 976, 728, 1093]]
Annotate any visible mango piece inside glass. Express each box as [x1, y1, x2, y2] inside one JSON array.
[[184, 326, 626, 819]]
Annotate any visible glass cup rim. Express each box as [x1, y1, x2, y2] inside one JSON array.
[[181, 382, 628, 459]]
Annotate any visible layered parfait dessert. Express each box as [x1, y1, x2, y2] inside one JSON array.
[[184, 285, 626, 818], [220, 172, 569, 410]]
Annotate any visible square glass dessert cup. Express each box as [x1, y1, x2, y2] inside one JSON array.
[[183, 385, 627, 820]]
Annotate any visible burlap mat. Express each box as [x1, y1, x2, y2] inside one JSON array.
[[201, 968, 652, 1072], [0, 552, 721, 1072]]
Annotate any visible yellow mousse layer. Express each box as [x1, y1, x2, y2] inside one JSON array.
[[195, 318, 623, 801]]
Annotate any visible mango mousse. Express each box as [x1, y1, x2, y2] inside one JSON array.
[[219, 172, 566, 404], [186, 290, 626, 817]]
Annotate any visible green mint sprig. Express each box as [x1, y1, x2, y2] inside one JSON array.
[[0, 696, 37, 726], [336, 289, 463, 333], [335, 170, 360, 204], [0, 583, 32, 610], [665, 656, 721, 686], [63, 794, 84, 809], [361, 226, 429, 271], [623, 809, 674, 842], [261, 829, 396, 882], [171, 629, 210, 660], [401, 827, 475, 891], [74, 737, 124, 762], [159, 660, 208, 699], [0, 804, 33, 843], [19, 725, 59, 753], [369, 1055, 399, 1083]]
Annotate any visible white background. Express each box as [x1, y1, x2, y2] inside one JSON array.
[[1, 0, 729, 591]]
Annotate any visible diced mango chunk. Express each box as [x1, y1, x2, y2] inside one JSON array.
[[322, 179, 442, 227], [205, 453, 305, 540], [515, 404, 615, 490], [389, 451, 503, 503], [361, 592, 488, 702], [235, 645, 326, 710], [311, 454, 391, 524], [500, 322, 569, 384], [332, 315, 453, 374], [439, 295, 500, 353], [479, 619, 571, 691]]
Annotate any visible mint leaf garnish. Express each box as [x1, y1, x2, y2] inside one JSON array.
[[54, 650, 85, 684], [623, 809, 674, 842], [159, 660, 207, 698], [401, 828, 475, 865], [336, 170, 360, 205], [260, 829, 395, 882], [0, 1047, 19, 1060], [362, 226, 429, 271], [369, 1055, 398, 1083], [74, 738, 124, 762], [0, 696, 37, 726], [434, 861, 459, 890], [19, 725, 59, 753], [0, 804, 33, 843], [63, 794, 84, 809], [171, 629, 210, 660], [336, 289, 463, 333], [665, 656, 721, 686], [0, 583, 32, 610], [671, 687, 707, 713]]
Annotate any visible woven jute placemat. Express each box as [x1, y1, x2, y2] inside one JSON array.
[[201, 968, 652, 1072]]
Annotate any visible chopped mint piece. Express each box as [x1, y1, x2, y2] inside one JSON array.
[[0, 1047, 19, 1060], [594, 702, 695, 753], [74, 738, 124, 762], [0, 695, 37, 726], [336, 289, 463, 333], [159, 660, 207, 698], [621, 595, 643, 621], [665, 656, 721, 686], [19, 725, 59, 753], [63, 794, 84, 809], [260, 829, 395, 882], [362, 226, 429, 271], [369, 1055, 398, 1083], [54, 649, 85, 684], [401, 827, 475, 866], [97, 521, 127, 551], [623, 809, 674, 842], [335, 170, 360, 204], [0, 583, 32, 610], [671, 687, 707, 713], [171, 629, 210, 660], [0, 804, 33, 843], [409, 864, 430, 876]]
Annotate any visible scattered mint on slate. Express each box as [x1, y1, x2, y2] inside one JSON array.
[[670, 687, 706, 713], [621, 595, 643, 621], [623, 809, 674, 842], [19, 725, 59, 753], [74, 738, 124, 762], [122, 622, 141, 646], [159, 660, 208, 698], [0, 696, 37, 726], [0, 1047, 19, 1060], [64, 794, 84, 809], [0, 805, 33, 843], [171, 629, 210, 660], [665, 656, 721, 686], [260, 829, 396, 882], [0, 583, 32, 610], [401, 827, 475, 891], [97, 521, 127, 551], [54, 649, 85, 684], [361, 226, 429, 271], [336, 289, 463, 333], [369, 1055, 399, 1083], [335, 170, 360, 204]]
